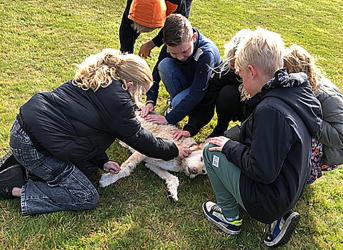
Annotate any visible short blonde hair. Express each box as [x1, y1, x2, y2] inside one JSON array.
[[221, 29, 254, 71], [284, 44, 319, 91], [73, 49, 153, 102], [235, 28, 284, 77]]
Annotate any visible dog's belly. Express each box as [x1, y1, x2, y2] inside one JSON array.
[[144, 158, 183, 172]]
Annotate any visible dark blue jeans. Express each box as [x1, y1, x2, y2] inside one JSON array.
[[9, 119, 99, 215], [158, 57, 192, 109]]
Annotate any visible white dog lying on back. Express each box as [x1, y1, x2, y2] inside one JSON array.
[[99, 112, 206, 201]]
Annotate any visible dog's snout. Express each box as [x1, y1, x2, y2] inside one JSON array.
[[188, 167, 198, 175]]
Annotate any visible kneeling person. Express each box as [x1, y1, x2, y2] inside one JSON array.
[[202, 29, 322, 247], [141, 14, 220, 125]]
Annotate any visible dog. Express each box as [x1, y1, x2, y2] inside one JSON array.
[[99, 112, 206, 201]]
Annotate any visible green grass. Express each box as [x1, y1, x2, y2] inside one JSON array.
[[0, 0, 342, 249]]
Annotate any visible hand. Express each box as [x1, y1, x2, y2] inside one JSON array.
[[140, 103, 154, 117], [208, 136, 230, 151], [177, 145, 192, 159], [139, 40, 156, 58], [103, 161, 121, 174], [172, 130, 191, 140], [144, 114, 168, 125]]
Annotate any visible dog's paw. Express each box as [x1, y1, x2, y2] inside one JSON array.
[[165, 176, 179, 202], [99, 173, 118, 188], [167, 191, 179, 202]]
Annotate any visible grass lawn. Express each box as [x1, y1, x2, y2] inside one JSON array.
[[1, 0, 342, 249]]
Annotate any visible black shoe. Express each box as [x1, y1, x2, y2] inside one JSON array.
[[0, 164, 26, 199], [0, 152, 20, 172], [263, 211, 300, 247]]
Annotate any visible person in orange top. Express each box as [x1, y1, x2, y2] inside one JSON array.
[[119, 0, 192, 58]]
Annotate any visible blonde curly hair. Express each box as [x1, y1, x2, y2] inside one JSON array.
[[73, 48, 153, 102], [283, 44, 319, 91]]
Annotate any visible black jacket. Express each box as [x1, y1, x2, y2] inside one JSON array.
[[19, 80, 178, 177], [222, 70, 322, 224], [119, 0, 192, 53]]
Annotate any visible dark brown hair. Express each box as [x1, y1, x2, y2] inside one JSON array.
[[163, 14, 193, 46]]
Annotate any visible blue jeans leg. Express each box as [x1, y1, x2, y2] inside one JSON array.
[[9, 119, 99, 215], [158, 57, 190, 100], [171, 88, 191, 108]]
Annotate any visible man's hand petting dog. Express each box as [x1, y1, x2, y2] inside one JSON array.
[[208, 136, 230, 151], [144, 114, 168, 125], [173, 130, 191, 140], [103, 161, 121, 174], [177, 145, 192, 159]]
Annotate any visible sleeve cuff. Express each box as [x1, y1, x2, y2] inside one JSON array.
[[222, 139, 240, 161]]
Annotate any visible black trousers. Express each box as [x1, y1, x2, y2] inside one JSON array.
[[184, 71, 246, 137]]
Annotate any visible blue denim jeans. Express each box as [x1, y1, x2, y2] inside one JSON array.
[[9, 119, 99, 215], [158, 57, 192, 108]]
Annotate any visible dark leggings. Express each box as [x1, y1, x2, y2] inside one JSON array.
[[214, 84, 243, 135], [184, 71, 245, 137]]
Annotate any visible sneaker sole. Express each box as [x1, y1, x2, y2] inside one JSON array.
[[202, 203, 241, 235], [264, 212, 300, 247], [0, 164, 26, 198], [0, 152, 16, 171]]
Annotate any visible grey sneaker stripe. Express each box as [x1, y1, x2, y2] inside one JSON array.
[[0, 165, 21, 174]]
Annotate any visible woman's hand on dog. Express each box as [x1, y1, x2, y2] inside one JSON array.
[[208, 136, 230, 151], [173, 130, 191, 140], [177, 145, 192, 159], [103, 161, 121, 174]]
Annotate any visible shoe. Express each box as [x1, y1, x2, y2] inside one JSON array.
[[202, 201, 242, 235], [263, 211, 300, 247], [0, 164, 26, 199], [0, 151, 20, 172]]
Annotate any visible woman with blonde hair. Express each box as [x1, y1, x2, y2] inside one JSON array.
[[284, 44, 343, 183], [0, 49, 189, 215]]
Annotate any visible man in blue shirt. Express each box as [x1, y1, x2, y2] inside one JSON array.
[[141, 14, 220, 125]]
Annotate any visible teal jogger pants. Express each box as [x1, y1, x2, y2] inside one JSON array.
[[203, 144, 245, 219]]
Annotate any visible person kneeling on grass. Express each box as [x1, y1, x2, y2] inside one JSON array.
[[0, 49, 190, 215], [284, 44, 343, 184], [202, 28, 322, 247]]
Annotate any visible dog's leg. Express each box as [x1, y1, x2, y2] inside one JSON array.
[[99, 152, 146, 187], [145, 163, 180, 201]]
